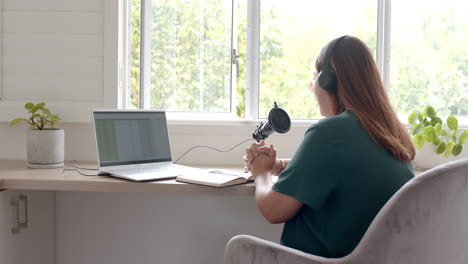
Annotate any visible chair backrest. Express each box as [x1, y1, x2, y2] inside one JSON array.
[[344, 159, 468, 264]]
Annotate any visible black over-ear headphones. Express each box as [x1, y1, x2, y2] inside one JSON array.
[[318, 35, 347, 93]]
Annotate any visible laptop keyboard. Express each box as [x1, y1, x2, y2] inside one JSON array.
[[111, 164, 196, 176], [109, 164, 198, 176]]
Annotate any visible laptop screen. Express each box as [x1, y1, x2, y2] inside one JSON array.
[[93, 111, 172, 167]]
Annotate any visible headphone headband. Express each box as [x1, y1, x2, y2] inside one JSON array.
[[318, 35, 348, 93]]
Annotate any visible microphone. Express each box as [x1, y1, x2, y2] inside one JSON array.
[[253, 102, 291, 142]]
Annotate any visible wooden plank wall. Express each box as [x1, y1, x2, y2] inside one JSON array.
[[1, 0, 104, 102]]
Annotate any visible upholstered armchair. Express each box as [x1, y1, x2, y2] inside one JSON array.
[[225, 159, 468, 264]]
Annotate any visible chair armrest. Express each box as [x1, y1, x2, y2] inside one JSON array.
[[224, 234, 346, 264]]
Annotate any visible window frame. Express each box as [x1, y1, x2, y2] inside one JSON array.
[[139, 0, 152, 109], [377, 0, 391, 93]]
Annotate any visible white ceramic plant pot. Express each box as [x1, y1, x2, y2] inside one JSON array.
[[413, 142, 468, 170], [27, 129, 64, 168]]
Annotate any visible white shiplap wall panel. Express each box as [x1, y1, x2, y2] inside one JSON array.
[[3, 57, 103, 78], [3, 12, 103, 34], [3, 76, 102, 101], [2, 0, 103, 12], [3, 35, 103, 58], [0, 0, 111, 121], [2, 57, 103, 101]]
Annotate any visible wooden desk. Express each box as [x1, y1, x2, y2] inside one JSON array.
[[0, 160, 255, 196], [0, 160, 423, 193]]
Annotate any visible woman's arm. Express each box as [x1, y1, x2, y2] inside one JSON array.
[[254, 171, 303, 224], [248, 143, 303, 224], [271, 159, 291, 176]]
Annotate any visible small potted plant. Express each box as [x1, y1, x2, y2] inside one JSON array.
[[9, 102, 64, 168], [409, 105, 468, 170]]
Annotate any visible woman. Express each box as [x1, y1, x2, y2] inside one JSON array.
[[244, 36, 415, 258]]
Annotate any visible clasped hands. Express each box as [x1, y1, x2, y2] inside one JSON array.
[[244, 140, 282, 177]]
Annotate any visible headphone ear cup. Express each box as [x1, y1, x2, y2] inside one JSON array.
[[318, 72, 329, 90], [318, 71, 336, 92], [327, 71, 337, 93]]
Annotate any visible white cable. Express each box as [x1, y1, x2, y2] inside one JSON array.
[[174, 138, 253, 164]]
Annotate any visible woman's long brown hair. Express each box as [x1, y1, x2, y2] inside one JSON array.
[[315, 36, 415, 162]]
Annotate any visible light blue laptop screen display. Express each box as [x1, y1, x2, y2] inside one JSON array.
[[94, 112, 172, 167]]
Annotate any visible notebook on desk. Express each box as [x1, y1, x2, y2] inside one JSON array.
[[176, 169, 253, 187], [92, 110, 201, 182]]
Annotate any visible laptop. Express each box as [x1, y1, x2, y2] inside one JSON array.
[[92, 110, 200, 181]]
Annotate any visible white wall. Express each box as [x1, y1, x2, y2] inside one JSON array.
[[1, 1, 104, 101], [0, 0, 118, 122]]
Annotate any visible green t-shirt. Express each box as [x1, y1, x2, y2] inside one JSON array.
[[272, 110, 414, 258]]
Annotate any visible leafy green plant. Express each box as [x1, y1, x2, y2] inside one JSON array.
[[409, 105, 468, 157], [9, 102, 61, 130]]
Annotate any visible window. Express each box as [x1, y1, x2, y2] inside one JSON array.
[[127, 0, 468, 122], [390, 0, 468, 119], [128, 0, 233, 113], [257, 0, 377, 119]]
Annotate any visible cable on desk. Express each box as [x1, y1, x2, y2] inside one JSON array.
[[63, 166, 100, 177], [173, 138, 253, 164], [65, 165, 98, 170]]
